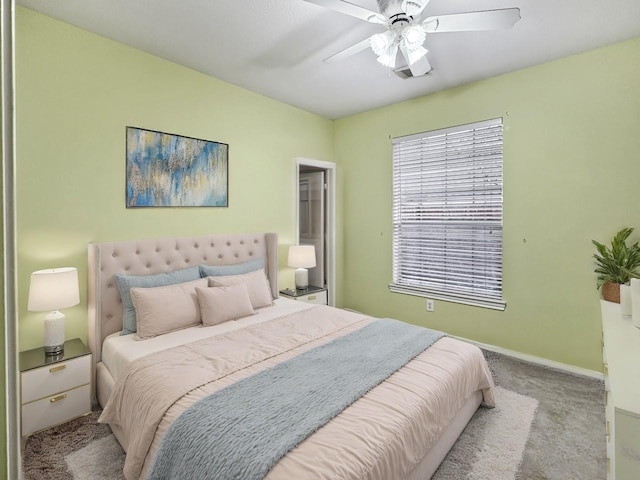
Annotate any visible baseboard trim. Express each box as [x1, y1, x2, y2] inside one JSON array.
[[452, 335, 604, 380], [341, 308, 604, 380]]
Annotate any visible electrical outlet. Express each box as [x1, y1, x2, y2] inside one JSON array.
[[426, 299, 434, 312]]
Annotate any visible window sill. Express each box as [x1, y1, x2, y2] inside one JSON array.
[[388, 284, 506, 311]]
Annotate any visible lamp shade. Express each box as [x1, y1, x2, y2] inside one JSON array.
[[28, 267, 80, 312], [287, 245, 316, 269]]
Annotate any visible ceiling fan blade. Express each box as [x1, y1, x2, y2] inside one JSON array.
[[323, 37, 373, 63], [399, 47, 432, 76], [409, 55, 432, 76], [402, 0, 431, 17], [423, 8, 521, 33], [302, 0, 386, 24]]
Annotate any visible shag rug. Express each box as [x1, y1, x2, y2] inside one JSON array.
[[22, 350, 606, 480]]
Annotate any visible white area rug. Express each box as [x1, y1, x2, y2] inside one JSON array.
[[66, 435, 125, 480], [433, 386, 539, 479], [65, 386, 537, 480]]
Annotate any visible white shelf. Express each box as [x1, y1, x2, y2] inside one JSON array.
[[601, 300, 640, 480], [601, 300, 640, 416]]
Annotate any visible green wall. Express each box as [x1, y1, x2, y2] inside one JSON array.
[[16, 8, 335, 351], [334, 36, 640, 372], [15, 7, 640, 374], [12, 5, 640, 477]]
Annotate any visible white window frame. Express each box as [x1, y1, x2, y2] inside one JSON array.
[[389, 118, 505, 310]]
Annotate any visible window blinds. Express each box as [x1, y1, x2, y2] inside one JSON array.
[[390, 118, 505, 310]]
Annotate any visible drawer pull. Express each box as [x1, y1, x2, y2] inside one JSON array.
[[49, 364, 67, 373], [605, 421, 610, 438], [308, 295, 317, 301], [603, 363, 608, 376], [50, 394, 67, 403]]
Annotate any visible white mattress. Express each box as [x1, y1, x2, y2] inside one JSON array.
[[101, 297, 314, 381]]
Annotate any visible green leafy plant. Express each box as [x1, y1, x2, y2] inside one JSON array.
[[592, 227, 640, 288]]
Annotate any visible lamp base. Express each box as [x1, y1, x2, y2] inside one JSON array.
[[44, 310, 65, 356], [295, 268, 309, 290], [44, 344, 64, 356]]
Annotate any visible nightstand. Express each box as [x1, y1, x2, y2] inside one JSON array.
[[280, 285, 328, 305], [20, 338, 92, 437]]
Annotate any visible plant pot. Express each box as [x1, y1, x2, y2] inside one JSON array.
[[602, 282, 621, 303]]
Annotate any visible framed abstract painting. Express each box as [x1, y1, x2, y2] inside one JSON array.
[[126, 126, 228, 207]]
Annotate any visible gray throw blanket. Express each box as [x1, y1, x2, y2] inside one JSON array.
[[149, 318, 445, 480]]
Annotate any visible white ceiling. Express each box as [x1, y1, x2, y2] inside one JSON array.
[[16, 0, 640, 119]]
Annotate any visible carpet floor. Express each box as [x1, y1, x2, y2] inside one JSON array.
[[484, 351, 606, 479], [21, 350, 606, 479]]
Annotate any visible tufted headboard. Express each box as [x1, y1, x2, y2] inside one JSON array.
[[87, 233, 278, 365]]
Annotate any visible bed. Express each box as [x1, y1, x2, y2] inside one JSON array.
[[88, 232, 495, 480]]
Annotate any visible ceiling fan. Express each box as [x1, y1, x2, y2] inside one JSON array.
[[303, 0, 521, 77]]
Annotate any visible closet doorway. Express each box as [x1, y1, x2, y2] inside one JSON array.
[[295, 157, 336, 306]]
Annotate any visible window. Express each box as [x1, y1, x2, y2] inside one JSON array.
[[390, 118, 505, 310]]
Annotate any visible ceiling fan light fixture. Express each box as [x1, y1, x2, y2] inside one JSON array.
[[376, 43, 399, 68], [403, 24, 426, 47], [307, 0, 521, 79], [370, 31, 396, 56]]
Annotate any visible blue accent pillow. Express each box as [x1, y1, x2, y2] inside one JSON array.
[[199, 257, 265, 278], [116, 266, 201, 335]]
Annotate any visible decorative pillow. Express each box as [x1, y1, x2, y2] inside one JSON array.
[[116, 266, 201, 335], [130, 278, 208, 339], [208, 269, 274, 309], [199, 257, 265, 278], [196, 284, 256, 326]]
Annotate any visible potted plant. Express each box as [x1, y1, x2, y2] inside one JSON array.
[[592, 227, 640, 303]]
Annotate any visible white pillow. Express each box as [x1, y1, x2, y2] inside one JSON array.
[[196, 284, 256, 326], [208, 269, 274, 309], [130, 278, 208, 339]]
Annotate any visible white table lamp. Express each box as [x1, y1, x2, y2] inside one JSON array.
[[288, 245, 316, 290], [28, 267, 80, 355]]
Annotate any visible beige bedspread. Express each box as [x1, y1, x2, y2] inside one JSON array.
[[100, 306, 495, 480]]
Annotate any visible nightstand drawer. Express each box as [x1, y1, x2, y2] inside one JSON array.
[[21, 384, 91, 436], [299, 290, 328, 305], [21, 354, 91, 404]]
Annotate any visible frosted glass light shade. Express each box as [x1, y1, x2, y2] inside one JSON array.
[[28, 267, 80, 355], [403, 25, 426, 48], [370, 31, 396, 56], [370, 31, 398, 68]]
